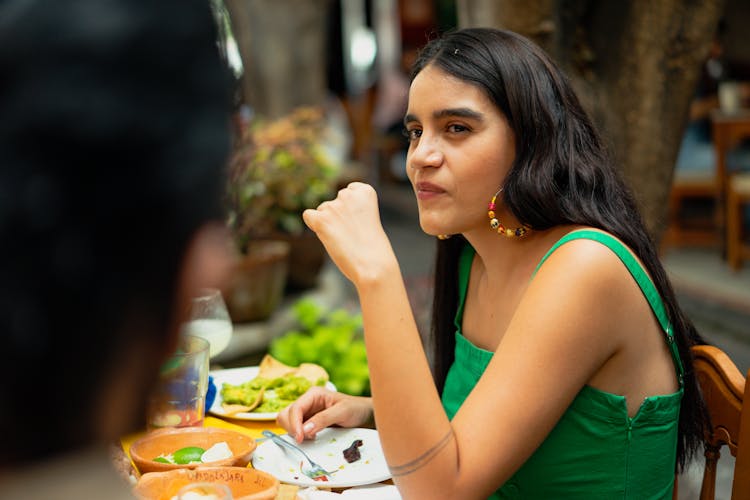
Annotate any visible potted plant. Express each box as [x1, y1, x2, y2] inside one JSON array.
[[222, 239, 291, 323], [225, 106, 343, 291]]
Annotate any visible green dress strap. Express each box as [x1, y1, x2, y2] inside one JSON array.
[[532, 229, 684, 384]]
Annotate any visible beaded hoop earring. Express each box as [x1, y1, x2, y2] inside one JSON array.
[[437, 234, 451, 240], [488, 189, 529, 238]]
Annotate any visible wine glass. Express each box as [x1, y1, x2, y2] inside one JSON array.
[[181, 288, 233, 359]]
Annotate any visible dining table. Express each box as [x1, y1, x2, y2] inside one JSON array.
[[710, 108, 750, 259], [119, 415, 397, 500]]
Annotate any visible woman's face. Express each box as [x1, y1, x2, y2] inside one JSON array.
[[404, 64, 516, 237]]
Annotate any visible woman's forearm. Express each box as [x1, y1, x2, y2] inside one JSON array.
[[354, 262, 459, 496], [299, 183, 466, 496]]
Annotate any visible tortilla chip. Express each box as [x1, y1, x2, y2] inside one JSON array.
[[258, 354, 296, 380], [222, 387, 265, 414], [221, 404, 253, 416], [295, 363, 329, 384]]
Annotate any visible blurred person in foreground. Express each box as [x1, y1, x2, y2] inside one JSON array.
[[0, 0, 233, 497], [279, 28, 707, 498]]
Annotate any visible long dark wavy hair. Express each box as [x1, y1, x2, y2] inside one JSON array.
[[415, 28, 706, 471]]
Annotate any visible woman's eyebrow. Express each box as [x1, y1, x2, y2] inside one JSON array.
[[433, 107, 484, 121], [403, 107, 484, 126]]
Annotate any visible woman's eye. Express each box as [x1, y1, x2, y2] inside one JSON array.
[[403, 128, 422, 141], [447, 124, 469, 133]]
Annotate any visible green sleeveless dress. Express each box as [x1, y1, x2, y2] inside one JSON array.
[[441, 230, 684, 499]]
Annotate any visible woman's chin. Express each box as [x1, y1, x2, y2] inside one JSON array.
[[418, 222, 448, 238], [417, 218, 437, 235], [417, 211, 464, 236]]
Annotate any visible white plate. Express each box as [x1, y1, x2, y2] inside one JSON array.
[[209, 366, 336, 421], [251, 427, 391, 488]]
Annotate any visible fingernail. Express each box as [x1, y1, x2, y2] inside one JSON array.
[[303, 422, 314, 433]]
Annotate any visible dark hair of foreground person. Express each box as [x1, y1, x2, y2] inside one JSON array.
[[0, 0, 232, 466]]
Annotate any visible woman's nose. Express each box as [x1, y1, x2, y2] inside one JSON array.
[[407, 135, 444, 170]]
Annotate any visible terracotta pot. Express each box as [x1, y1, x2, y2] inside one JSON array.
[[129, 427, 256, 475], [224, 240, 290, 323], [258, 231, 327, 291], [134, 466, 279, 500]]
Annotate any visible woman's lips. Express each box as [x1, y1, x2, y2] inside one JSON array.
[[415, 182, 445, 200]]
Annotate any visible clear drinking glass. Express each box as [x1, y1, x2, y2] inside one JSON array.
[[147, 335, 210, 429], [181, 288, 234, 359]]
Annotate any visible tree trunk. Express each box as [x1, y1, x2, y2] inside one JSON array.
[[224, 0, 331, 119], [457, 0, 724, 240], [457, 0, 557, 54]]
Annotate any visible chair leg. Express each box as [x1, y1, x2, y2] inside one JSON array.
[[699, 444, 720, 500]]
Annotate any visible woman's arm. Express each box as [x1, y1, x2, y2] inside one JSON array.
[[302, 183, 632, 498], [302, 183, 458, 496]]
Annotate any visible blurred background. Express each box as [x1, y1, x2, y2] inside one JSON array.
[[214, 0, 750, 360]]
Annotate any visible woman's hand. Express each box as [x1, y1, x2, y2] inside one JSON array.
[[303, 182, 397, 288], [276, 386, 374, 443]]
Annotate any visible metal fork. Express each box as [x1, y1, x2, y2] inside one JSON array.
[[261, 430, 338, 480]]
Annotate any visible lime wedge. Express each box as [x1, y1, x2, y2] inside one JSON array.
[[172, 446, 205, 465]]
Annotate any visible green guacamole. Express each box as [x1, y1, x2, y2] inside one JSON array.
[[220, 374, 315, 413]]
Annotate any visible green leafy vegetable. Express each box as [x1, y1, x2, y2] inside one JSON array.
[[270, 299, 370, 396]]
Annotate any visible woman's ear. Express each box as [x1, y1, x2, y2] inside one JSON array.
[[173, 222, 236, 327]]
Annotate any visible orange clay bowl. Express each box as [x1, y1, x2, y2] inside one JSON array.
[[129, 426, 256, 475], [133, 466, 279, 500]]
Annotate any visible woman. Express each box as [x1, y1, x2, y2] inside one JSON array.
[[279, 28, 706, 499]]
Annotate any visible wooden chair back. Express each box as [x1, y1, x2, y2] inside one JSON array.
[[691, 344, 750, 499]]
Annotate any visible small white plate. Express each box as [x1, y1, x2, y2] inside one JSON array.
[[209, 366, 336, 421], [251, 427, 391, 488]]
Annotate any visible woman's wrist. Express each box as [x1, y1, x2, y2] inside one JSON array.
[[353, 254, 401, 292]]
